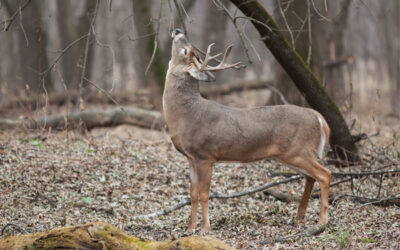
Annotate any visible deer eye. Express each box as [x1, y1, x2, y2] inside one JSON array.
[[183, 48, 187, 55]]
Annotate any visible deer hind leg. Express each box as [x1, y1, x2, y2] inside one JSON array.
[[296, 176, 315, 221], [312, 160, 331, 224], [286, 157, 331, 224]]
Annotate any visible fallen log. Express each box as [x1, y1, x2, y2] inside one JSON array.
[[0, 80, 272, 111], [0, 221, 235, 250], [0, 106, 165, 131]]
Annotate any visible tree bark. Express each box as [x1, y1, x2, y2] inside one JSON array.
[[9, 0, 51, 94], [132, 0, 165, 110], [229, 0, 359, 164], [0, 221, 234, 250]]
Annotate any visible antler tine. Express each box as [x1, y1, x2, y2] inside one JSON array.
[[199, 43, 222, 71], [217, 45, 233, 67], [203, 45, 241, 71]]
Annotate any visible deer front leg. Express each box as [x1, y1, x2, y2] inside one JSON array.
[[187, 160, 199, 232], [195, 159, 214, 234], [296, 176, 315, 221]]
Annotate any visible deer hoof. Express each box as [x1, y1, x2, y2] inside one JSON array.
[[200, 226, 210, 235], [184, 229, 196, 236]]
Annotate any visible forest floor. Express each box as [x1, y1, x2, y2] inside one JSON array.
[[0, 104, 399, 249]]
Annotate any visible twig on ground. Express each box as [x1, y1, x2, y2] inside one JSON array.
[[35, 191, 57, 208], [1, 223, 28, 236], [265, 224, 326, 244], [331, 168, 400, 177], [354, 195, 400, 209]]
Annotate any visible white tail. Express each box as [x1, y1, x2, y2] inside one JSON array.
[[317, 116, 326, 158], [163, 29, 331, 233]]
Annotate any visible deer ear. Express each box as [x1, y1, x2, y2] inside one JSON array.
[[188, 67, 216, 82]]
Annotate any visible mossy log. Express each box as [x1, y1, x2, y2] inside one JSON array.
[[0, 221, 235, 250]]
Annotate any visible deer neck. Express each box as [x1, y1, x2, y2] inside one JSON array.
[[163, 72, 202, 109], [163, 72, 204, 135]]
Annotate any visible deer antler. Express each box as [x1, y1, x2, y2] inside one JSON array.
[[194, 44, 241, 71]]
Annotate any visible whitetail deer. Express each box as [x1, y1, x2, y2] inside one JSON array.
[[163, 29, 331, 233]]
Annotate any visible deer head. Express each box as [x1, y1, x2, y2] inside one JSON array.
[[169, 28, 240, 82]]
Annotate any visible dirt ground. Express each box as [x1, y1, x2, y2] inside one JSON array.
[[0, 109, 399, 249]]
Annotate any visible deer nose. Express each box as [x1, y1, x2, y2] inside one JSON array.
[[172, 28, 183, 38]]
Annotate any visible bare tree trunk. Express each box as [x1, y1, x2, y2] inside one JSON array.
[[390, 0, 400, 116], [55, 0, 97, 90], [131, 0, 165, 110], [311, 0, 352, 107], [9, 0, 51, 94], [230, 0, 359, 164], [381, 0, 400, 117]]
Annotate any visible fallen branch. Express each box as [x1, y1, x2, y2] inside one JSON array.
[[210, 175, 301, 199], [331, 168, 400, 177], [0, 221, 234, 249], [341, 194, 400, 207], [0, 106, 165, 131], [134, 175, 301, 219], [263, 188, 301, 202], [1, 223, 27, 236], [265, 224, 326, 244]]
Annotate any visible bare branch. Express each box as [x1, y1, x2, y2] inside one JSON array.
[[213, 0, 253, 63], [0, 0, 31, 31], [310, 0, 330, 21], [83, 77, 123, 109], [278, 0, 295, 49], [265, 83, 289, 104], [173, 0, 188, 39], [145, 1, 163, 76]]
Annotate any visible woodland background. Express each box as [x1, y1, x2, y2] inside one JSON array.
[[0, 0, 399, 115], [0, 0, 399, 249]]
